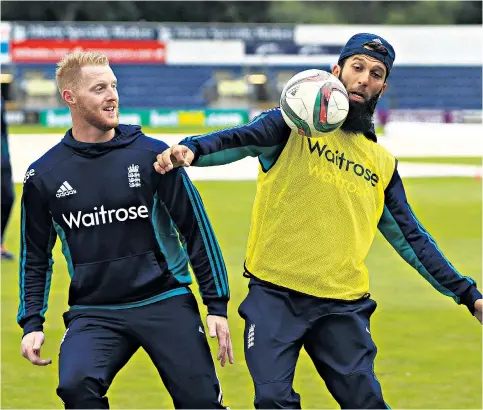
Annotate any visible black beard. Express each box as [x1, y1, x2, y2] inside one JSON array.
[[338, 74, 381, 134]]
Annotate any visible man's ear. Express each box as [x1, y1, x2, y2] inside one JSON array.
[[379, 83, 388, 99], [332, 64, 341, 77], [62, 89, 75, 106]]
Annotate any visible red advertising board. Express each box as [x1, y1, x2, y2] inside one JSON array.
[[11, 39, 165, 63]]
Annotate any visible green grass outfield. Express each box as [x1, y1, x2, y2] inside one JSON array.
[[1, 177, 482, 409], [398, 157, 482, 166]]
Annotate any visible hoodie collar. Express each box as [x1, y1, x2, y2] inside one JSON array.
[[62, 124, 143, 158]]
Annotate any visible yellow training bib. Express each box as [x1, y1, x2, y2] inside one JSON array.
[[245, 130, 396, 300]]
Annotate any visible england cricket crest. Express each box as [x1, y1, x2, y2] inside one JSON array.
[[127, 164, 141, 188]]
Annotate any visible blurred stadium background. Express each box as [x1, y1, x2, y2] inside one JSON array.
[[1, 1, 482, 409]]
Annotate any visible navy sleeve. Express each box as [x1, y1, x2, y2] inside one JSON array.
[[1, 97, 11, 167], [17, 175, 57, 336], [378, 164, 481, 314], [156, 167, 229, 317], [179, 108, 291, 170]]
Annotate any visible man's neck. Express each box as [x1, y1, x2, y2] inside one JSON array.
[[71, 123, 115, 143]]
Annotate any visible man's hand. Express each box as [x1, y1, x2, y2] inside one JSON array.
[[154, 145, 194, 175], [20, 331, 52, 366], [474, 299, 482, 324], [206, 315, 234, 367]]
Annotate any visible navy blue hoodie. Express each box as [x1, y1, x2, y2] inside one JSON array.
[[17, 124, 229, 336]]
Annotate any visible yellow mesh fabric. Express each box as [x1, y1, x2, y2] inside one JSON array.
[[245, 129, 396, 300]]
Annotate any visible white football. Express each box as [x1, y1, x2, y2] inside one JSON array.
[[280, 69, 349, 137]]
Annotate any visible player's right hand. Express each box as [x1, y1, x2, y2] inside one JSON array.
[[154, 145, 194, 175], [20, 331, 52, 366], [474, 299, 482, 324]]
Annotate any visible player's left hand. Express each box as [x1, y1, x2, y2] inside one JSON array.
[[474, 299, 482, 324], [207, 315, 234, 367]]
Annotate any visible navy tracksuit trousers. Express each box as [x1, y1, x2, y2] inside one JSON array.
[[57, 292, 224, 409], [238, 279, 389, 409]]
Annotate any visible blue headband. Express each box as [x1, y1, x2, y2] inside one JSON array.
[[338, 33, 396, 77]]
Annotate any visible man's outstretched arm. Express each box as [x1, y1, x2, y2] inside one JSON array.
[[378, 163, 482, 321], [154, 108, 291, 173]]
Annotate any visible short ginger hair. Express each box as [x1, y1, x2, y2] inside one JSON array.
[[55, 51, 110, 94]]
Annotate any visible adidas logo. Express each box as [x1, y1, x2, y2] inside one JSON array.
[[56, 181, 77, 198], [247, 324, 255, 349]]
